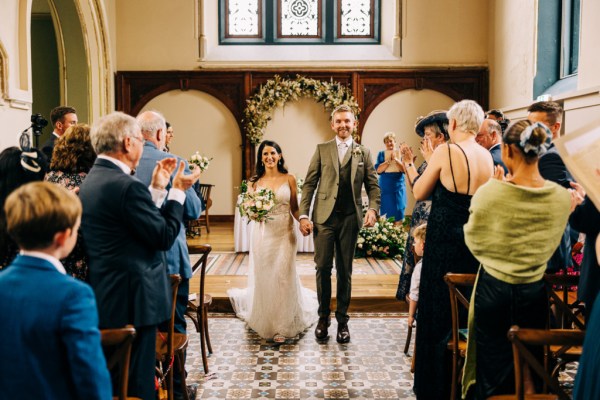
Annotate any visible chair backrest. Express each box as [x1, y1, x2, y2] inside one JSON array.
[[101, 325, 136, 400], [544, 273, 585, 330], [188, 244, 212, 306], [507, 326, 585, 400], [444, 273, 477, 352], [197, 184, 214, 210], [164, 274, 182, 359]]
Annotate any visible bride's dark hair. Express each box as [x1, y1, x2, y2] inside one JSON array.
[[250, 140, 288, 182]]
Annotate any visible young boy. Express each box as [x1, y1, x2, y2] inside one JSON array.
[[0, 181, 111, 399], [407, 223, 427, 327]]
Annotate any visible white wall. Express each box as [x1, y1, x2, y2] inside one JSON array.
[[264, 98, 333, 181], [142, 90, 242, 216]]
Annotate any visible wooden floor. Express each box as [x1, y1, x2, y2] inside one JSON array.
[[188, 220, 407, 313]]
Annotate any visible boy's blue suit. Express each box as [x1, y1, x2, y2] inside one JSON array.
[[0, 255, 112, 400]]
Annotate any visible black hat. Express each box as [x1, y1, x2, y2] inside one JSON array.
[[414, 110, 449, 137]]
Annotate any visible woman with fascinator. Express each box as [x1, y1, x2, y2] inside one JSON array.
[[0, 143, 48, 268], [461, 120, 575, 398], [228, 140, 318, 343], [395, 110, 449, 303]]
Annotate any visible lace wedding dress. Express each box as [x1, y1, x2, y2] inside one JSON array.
[[228, 182, 318, 339]]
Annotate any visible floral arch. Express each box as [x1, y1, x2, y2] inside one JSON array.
[[243, 75, 360, 145]]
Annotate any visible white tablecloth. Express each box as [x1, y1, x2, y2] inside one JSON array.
[[234, 194, 315, 253]]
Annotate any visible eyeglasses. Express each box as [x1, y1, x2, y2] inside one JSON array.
[[130, 136, 144, 144]]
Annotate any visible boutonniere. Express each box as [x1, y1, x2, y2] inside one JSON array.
[[352, 146, 363, 157]]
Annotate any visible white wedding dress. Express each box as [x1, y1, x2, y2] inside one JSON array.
[[228, 182, 318, 339]]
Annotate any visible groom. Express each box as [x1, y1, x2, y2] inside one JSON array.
[[299, 104, 380, 343]]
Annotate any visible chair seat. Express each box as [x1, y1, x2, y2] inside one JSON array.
[[549, 344, 582, 357], [447, 338, 467, 357], [155, 333, 189, 362], [188, 294, 212, 309], [488, 394, 558, 399]]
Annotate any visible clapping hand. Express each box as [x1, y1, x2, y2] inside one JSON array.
[[568, 181, 585, 212], [151, 158, 178, 190], [493, 165, 505, 181], [419, 137, 434, 162], [400, 144, 415, 166], [173, 160, 202, 191]]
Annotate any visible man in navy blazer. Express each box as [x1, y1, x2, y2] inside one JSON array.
[[0, 181, 111, 399], [476, 118, 508, 174], [134, 111, 202, 398], [79, 112, 201, 400]]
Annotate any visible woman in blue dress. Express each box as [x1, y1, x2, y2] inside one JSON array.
[[375, 132, 406, 225]]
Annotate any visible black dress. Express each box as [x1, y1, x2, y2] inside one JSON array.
[[413, 144, 479, 399]]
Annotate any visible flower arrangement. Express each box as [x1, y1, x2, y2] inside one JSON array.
[[355, 217, 409, 259], [238, 188, 277, 223], [296, 176, 304, 194], [243, 75, 360, 145], [189, 152, 212, 172]]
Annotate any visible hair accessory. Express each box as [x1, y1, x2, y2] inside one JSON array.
[[519, 122, 552, 156]]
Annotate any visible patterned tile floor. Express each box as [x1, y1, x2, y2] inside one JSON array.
[[185, 313, 416, 399]]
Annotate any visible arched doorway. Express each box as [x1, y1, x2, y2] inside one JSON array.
[[30, 0, 111, 145]]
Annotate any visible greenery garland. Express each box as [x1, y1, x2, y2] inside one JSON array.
[[243, 75, 360, 145]]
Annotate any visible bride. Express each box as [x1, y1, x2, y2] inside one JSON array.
[[228, 140, 318, 342]]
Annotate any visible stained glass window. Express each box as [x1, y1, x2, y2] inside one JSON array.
[[219, 0, 379, 44], [224, 0, 262, 38], [339, 0, 374, 37], [279, 0, 321, 37]]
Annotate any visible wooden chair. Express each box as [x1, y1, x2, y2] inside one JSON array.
[[100, 325, 139, 400], [488, 326, 585, 400], [186, 184, 214, 236], [185, 244, 213, 373], [543, 274, 585, 383], [156, 274, 188, 400], [444, 273, 477, 400]]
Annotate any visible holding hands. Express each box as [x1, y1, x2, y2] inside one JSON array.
[[299, 218, 313, 236]]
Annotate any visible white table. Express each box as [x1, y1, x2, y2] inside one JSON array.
[[234, 194, 315, 253]]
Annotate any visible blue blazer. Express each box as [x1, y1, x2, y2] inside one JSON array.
[[135, 142, 202, 279], [489, 144, 508, 174], [0, 255, 111, 399]]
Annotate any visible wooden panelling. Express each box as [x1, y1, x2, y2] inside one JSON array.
[[116, 68, 488, 179]]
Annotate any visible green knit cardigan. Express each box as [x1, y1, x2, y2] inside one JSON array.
[[461, 178, 571, 398]]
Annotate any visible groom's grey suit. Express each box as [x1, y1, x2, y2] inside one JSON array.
[[300, 139, 380, 324]]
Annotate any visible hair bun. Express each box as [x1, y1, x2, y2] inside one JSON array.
[[519, 122, 552, 156]]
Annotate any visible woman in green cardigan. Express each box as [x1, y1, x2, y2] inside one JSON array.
[[462, 120, 572, 398]]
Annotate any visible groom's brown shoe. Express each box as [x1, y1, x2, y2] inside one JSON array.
[[315, 317, 331, 340], [337, 322, 350, 344]]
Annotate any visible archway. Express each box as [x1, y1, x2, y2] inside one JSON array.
[[30, 0, 111, 144], [362, 89, 455, 214], [142, 90, 242, 217]]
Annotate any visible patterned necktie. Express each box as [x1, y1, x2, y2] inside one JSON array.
[[338, 142, 348, 163]]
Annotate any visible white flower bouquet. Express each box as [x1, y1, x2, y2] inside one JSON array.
[[238, 188, 277, 223], [355, 217, 409, 259], [189, 152, 212, 172]]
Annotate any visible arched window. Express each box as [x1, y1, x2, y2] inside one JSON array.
[[220, 0, 380, 45]]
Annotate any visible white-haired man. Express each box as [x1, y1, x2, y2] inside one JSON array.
[[79, 111, 201, 400]]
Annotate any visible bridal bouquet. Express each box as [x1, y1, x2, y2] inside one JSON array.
[[238, 188, 277, 223], [189, 151, 212, 172]]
